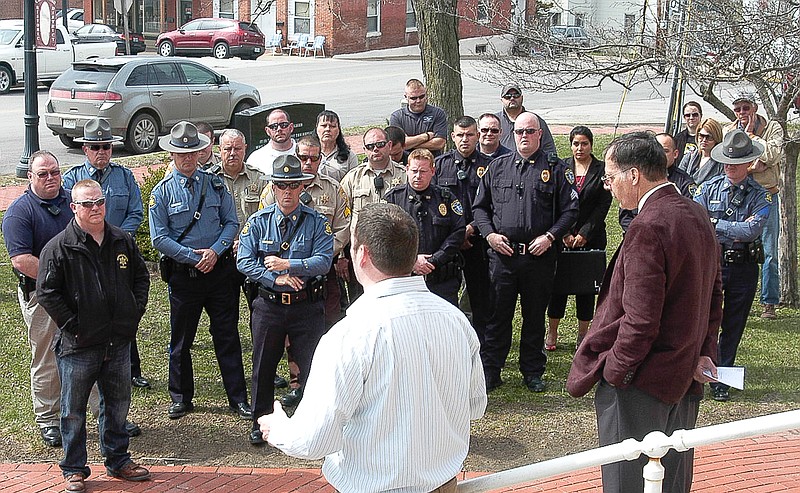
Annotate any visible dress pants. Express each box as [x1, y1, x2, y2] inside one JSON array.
[[250, 295, 325, 429], [595, 381, 699, 493], [461, 237, 492, 345], [482, 249, 556, 379], [714, 261, 759, 391], [167, 256, 248, 406]]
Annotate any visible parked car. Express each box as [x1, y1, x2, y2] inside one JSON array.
[[0, 20, 117, 94], [72, 23, 146, 55], [156, 18, 265, 60], [44, 57, 261, 153], [56, 8, 85, 33], [549, 25, 591, 48]]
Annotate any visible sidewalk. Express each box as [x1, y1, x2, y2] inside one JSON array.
[[2, 430, 799, 492]]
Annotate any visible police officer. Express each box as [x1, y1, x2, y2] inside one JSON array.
[[473, 112, 579, 393], [386, 149, 465, 305], [435, 116, 493, 341], [149, 121, 251, 421], [238, 154, 333, 445], [62, 118, 150, 391], [694, 129, 770, 402]]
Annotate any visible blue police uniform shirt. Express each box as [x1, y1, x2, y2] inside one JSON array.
[[236, 203, 333, 291], [2, 187, 73, 258], [62, 161, 143, 234], [389, 104, 448, 153], [693, 174, 770, 249], [435, 149, 493, 225], [472, 150, 580, 243], [148, 168, 239, 265]]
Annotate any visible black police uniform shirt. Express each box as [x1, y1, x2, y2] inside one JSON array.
[[434, 149, 493, 225], [693, 174, 770, 249], [384, 184, 466, 267], [472, 150, 580, 244]]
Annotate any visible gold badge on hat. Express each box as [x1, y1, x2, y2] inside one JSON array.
[[541, 170, 550, 183], [117, 254, 128, 269], [284, 166, 290, 173], [439, 203, 447, 216]]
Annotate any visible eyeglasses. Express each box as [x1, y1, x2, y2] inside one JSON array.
[[74, 197, 106, 208], [33, 169, 61, 179], [502, 93, 521, 100], [407, 94, 427, 102], [601, 168, 632, 184], [697, 132, 714, 141], [683, 112, 700, 118], [513, 128, 540, 135], [364, 141, 388, 151], [479, 128, 500, 134], [297, 154, 321, 162], [88, 144, 112, 151], [273, 181, 302, 190], [267, 121, 291, 130], [733, 106, 752, 113]]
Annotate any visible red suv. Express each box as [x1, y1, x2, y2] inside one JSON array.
[[157, 18, 265, 60]]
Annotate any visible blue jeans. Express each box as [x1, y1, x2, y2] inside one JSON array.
[[761, 192, 780, 305], [57, 341, 132, 478]]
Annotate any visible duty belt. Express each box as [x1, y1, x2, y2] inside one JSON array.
[[258, 277, 325, 305], [507, 241, 529, 255]]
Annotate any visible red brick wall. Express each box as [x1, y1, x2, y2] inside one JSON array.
[[4, 0, 83, 20]]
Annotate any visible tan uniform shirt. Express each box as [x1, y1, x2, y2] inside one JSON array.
[[261, 174, 351, 256], [220, 163, 269, 233], [319, 149, 360, 183], [723, 116, 784, 191], [340, 160, 407, 223]]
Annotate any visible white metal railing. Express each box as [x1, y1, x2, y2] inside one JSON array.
[[458, 409, 800, 492]]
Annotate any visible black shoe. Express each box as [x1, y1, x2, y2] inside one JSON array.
[[231, 402, 253, 420], [523, 375, 546, 393], [280, 387, 304, 407], [40, 426, 62, 447], [131, 376, 151, 389], [168, 401, 194, 419], [249, 429, 265, 446], [485, 374, 504, 393], [274, 375, 288, 388], [124, 420, 141, 437], [712, 387, 730, 402]]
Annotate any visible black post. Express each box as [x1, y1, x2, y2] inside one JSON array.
[[17, 0, 40, 178], [61, 0, 68, 29]]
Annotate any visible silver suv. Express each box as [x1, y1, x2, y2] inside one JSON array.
[[549, 25, 591, 48], [44, 56, 261, 154]]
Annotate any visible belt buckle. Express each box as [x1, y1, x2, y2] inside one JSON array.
[[281, 293, 292, 305], [517, 243, 527, 255]]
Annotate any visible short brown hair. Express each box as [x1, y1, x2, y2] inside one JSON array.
[[407, 148, 434, 168], [353, 203, 417, 276]]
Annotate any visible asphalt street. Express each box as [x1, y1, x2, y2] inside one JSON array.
[[0, 54, 731, 175]]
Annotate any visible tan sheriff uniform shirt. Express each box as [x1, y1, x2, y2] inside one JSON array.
[[340, 160, 407, 223]]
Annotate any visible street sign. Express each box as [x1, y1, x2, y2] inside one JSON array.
[[114, 0, 133, 14]]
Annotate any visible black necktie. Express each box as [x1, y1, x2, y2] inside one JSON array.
[[93, 168, 103, 183], [279, 217, 288, 238], [185, 179, 194, 195]]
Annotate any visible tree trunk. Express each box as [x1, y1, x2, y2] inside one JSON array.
[[780, 133, 799, 307], [414, 0, 464, 134]]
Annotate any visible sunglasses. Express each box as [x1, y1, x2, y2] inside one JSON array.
[[684, 112, 700, 118], [88, 144, 112, 151], [479, 128, 500, 134], [274, 181, 303, 190], [513, 128, 539, 135], [33, 169, 61, 179], [74, 197, 106, 208], [267, 121, 291, 130], [697, 132, 714, 140], [297, 154, 321, 162], [502, 93, 521, 100], [407, 94, 427, 101], [364, 141, 388, 151]]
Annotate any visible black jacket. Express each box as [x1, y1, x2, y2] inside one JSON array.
[[37, 219, 149, 353], [565, 156, 612, 250]]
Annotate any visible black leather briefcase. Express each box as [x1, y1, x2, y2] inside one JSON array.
[[552, 249, 606, 295]]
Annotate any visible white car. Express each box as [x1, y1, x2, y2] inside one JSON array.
[[56, 8, 85, 33]]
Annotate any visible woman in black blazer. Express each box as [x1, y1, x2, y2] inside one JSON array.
[[546, 126, 612, 350]]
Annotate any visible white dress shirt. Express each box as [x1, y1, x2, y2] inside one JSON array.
[[267, 275, 487, 493]]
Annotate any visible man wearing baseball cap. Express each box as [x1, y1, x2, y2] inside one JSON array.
[[723, 93, 784, 319], [149, 121, 251, 421], [237, 154, 333, 445], [694, 129, 771, 402], [494, 83, 557, 155]]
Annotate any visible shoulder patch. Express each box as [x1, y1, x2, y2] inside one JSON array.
[[693, 184, 704, 197], [324, 220, 333, 235], [688, 184, 698, 196], [451, 199, 463, 216], [149, 194, 156, 208], [765, 192, 772, 203], [241, 221, 251, 236], [565, 168, 575, 185]]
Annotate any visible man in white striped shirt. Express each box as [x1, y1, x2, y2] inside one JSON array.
[[259, 203, 487, 493]]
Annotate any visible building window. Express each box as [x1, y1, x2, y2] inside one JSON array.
[[406, 0, 416, 30], [219, 0, 235, 19], [295, 1, 311, 34], [477, 0, 490, 23], [574, 13, 584, 27], [367, 0, 380, 33], [624, 13, 636, 39], [551, 12, 561, 26]]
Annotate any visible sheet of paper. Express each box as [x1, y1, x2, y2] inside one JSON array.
[[703, 366, 745, 390]]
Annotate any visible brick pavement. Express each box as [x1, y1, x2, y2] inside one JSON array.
[[1, 430, 799, 492]]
